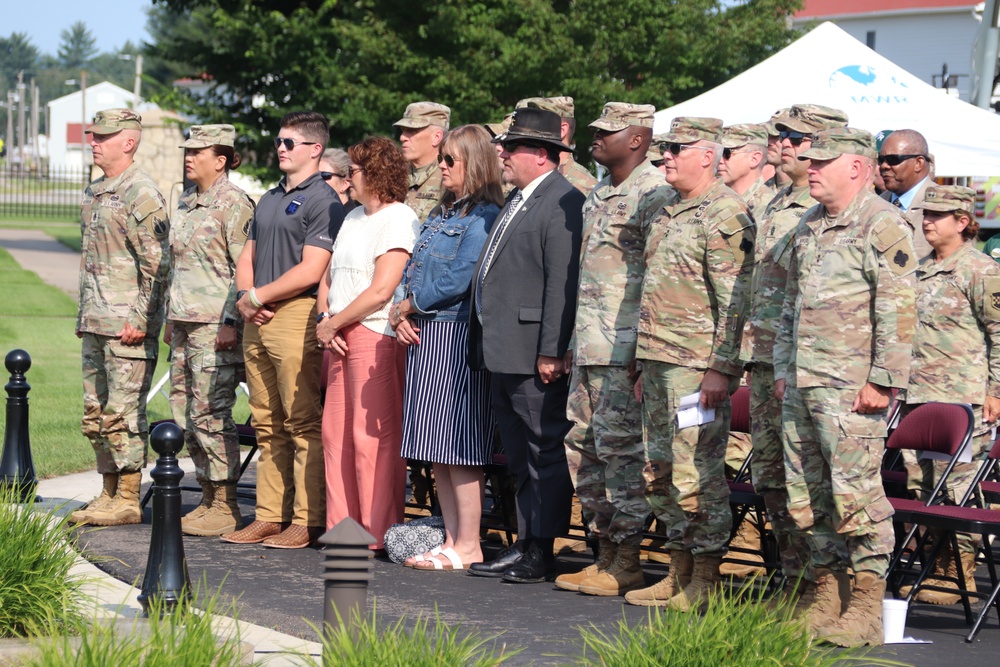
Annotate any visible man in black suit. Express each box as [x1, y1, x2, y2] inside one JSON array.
[[468, 107, 585, 583]]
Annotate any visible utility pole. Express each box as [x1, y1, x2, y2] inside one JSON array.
[[971, 0, 1000, 109], [81, 70, 87, 179], [5, 92, 13, 170], [16, 71, 26, 171], [31, 80, 40, 173], [134, 54, 143, 102]]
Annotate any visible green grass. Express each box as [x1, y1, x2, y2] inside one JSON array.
[[0, 489, 84, 638], [0, 246, 248, 478], [570, 582, 909, 667]]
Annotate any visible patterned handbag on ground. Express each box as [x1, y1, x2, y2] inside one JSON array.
[[384, 515, 445, 563]]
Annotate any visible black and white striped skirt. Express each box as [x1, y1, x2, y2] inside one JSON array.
[[400, 318, 495, 465]]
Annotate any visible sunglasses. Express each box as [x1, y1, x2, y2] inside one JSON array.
[[778, 130, 810, 146], [348, 166, 364, 177], [322, 172, 347, 180], [501, 141, 543, 153], [651, 159, 664, 168], [878, 153, 926, 166], [274, 137, 318, 150], [722, 147, 755, 160], [438, 153, 461, 167], [660, 142, 712, 156]]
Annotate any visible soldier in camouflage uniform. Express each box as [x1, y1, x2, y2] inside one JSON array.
[[899, 186, 1000, 604], [626, 117, 755, 610], [517, 97, 597, 195], [718, 124, 774, 220], [70, 108, 169, 527], [395, 102, 450, 223], [742, 105, 848, 586], [165, 125, 255, 536], [556, 103, 672, 597], [773, 128, 917, 646], [763, 109, 791, 190]]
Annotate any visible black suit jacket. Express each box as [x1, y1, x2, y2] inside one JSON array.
[[468, 170, 585, 375]]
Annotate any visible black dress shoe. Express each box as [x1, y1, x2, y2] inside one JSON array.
[[468, 541, 525, 578], [501, 544, 555, 583]]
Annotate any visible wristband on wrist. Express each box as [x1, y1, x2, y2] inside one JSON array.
[[223, 317, 238, 327], [248, 288, 263, 308]]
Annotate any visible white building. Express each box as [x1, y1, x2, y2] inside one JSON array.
[[792, 0, 983, 101], [46, 81, 141, 177]]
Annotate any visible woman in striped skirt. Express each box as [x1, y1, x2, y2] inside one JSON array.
[[390, 125, 504, 570]]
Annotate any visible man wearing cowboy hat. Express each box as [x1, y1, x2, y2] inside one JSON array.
[[467, 107, 585, 583]]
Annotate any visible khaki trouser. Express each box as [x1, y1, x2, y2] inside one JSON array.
[[243, 296, 325, 526]]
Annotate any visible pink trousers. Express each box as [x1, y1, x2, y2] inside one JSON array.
[[322, 322, 406, 548]]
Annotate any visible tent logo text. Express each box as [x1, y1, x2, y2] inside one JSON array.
[[828, 65, 910, 105]]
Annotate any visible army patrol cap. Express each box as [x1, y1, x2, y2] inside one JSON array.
[[647, 134, 668, 162], [720, 124, 769, 149], [921, 185, 975, 216], [517, 96, 575, 119], [485, 113, 513, 138], [775, 104, 848, 134], [85, 108, 142, 135], [393, 102, 451, 130], [798, 127, 877, 161], [180, 124, 236, 149], [589, 102, 656, 132], [763, 109, 786, 136], [660, 117, 723, 144]]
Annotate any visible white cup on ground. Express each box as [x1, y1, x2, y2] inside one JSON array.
[[882, 598, 908, 643]]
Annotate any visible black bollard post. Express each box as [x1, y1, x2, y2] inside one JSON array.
[[318, 518, 376, 649], [0, 349, 38, 502], [138, 421, 190, 616]]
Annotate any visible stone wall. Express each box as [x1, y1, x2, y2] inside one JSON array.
[[134, 108, 186, 211]]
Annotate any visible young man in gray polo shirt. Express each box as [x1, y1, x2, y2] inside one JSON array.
[[224, 111, 344, 549]]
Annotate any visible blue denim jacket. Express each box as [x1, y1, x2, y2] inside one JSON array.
[[399, 200, 499, 322]]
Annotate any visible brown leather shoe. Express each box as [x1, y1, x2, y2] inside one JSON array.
[[219, 520, 286, 544], [261, 524, 324, 549]]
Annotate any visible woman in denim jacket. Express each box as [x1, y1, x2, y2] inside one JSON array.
[[389, 125, 504, 570]]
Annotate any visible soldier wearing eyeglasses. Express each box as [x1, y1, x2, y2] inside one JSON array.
[[741, 104, 847, 595], [394, 102, 451, 223], [879, 129, 934, 258], [224, 111, 344, 549], [628, 117, 754, 611]]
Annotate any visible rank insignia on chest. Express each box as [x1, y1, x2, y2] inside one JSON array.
[[694, 200, 711, 219]]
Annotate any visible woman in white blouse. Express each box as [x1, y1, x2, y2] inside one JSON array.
[[316, 135, 419, 549]]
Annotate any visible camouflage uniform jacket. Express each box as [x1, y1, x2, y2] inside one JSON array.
[[77, 162, 169, 338], [906, 241, 1000, 404], [774, 188, 917, 390], [405, 162, 443, 223], [743, 183, 816, 366], [741, 176, 776, 222], [637, 179, 754, 378], [574, 162, 673, 367], [560, 154, 598, 196], [167, 176, 254, 324]]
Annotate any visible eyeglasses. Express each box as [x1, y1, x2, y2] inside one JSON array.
[[273, 137, 318, 150], [878, 153, 926, 166], [348, 166, 364, 177], [661, 142, 712, 156], [778, 130, 810, 146], [322, 172, 347, 180], [722, 147, 756, 160], [438, 153, 461, 168], [501, 141, 543, 154]]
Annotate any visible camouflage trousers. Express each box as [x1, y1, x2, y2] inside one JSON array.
[[640, 361, 733, 557], [168, 322, 242, 483], [749, 363, 809, 580], [565, 365, 649, 544], [725, 431, 752, 479], [782, 385, 895, 577], [81, 333, 157, 473], [900, 402, 992, 555]]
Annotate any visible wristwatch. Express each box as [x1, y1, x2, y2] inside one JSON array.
[[316, 311, 331, 324], [223, 317, 238, 327]]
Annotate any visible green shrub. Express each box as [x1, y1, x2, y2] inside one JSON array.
[[0, 488, 83, 638], [307, 604, 518, 667], [572, 581, 910, 667], [25, 587, 251, 667]]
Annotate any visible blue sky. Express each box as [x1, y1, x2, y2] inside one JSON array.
[[6, 1, 153, 57]]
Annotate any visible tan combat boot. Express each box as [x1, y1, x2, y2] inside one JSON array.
[[916, 548, 977, 605], [555, 538, 617, 592], [625, 549, 693, 606], [182, 479, 214, 526], [183, 482, 243, 536], [68, 473, 118, 524], [816, 571, 886, 647], [578, 544, 645, 596], [799, 568, 851, 635], [719, 518, 766, 578], [88, 471, 142, 526], [667, 554, 723, 612]]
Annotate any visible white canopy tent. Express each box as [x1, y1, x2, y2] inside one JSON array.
[[652, 22, 1000, 177]]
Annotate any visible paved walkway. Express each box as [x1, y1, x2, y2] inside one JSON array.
[[0, 228, 81, 297]]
